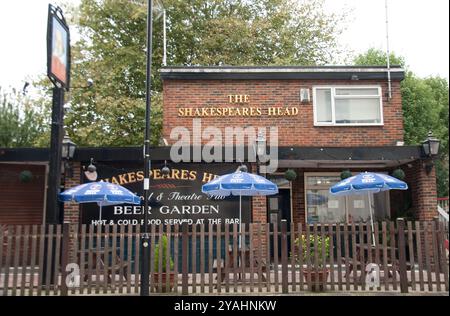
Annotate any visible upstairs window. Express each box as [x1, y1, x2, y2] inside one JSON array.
[[313, 86, 383, 126]]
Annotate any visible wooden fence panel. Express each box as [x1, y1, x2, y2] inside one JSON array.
[[1, 221, 449, 296], [150, 224, 156, 293], [328, 224, 335, 291], [437, 222, 449, 291], [265, 223, 270, 293], [297, 223, 304, 292], [290, 223, 296, 292], [134, 225, 140, 294], [232, 224, 238, 293], [20, 226, 30, 296], [431, 221, 441, 292], [305, 224, 312, 291], [273, 223, 279, 292], [199, 224, 205, 293], [374, 222, 381, 291], [257, 223, 264, 293], [166, 224, 172, 293], [407, 221, 416, 291], [157, 224, 163, 294], [29, 225, 38, 296], [423, 222, 433, 291], [126, 224, 133, 294], [336, 224, 343, 291], [216, 224, 222, 294], [44, 225, 53, 296], [208, 224, 213, 294], [12, 226, 22, 296], [173, 224, 179, 294], [36, 225, 45, 296], [343, 224, 350, 291], [70, 225, 78, 295], [191, 224, 197, 294]]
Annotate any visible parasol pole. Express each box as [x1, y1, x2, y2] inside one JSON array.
[[239, 191, 242, 249], [367, 192, 376, 246]]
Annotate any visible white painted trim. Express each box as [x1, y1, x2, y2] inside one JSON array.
[[313, 85, 384, 127]]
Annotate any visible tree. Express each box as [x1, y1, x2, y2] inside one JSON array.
[[353, 48, 449, 197], [0, 87, 49, 148], [56, 0, 346, 147]]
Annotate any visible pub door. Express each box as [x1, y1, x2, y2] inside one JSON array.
[[267, 188, 292, 260]]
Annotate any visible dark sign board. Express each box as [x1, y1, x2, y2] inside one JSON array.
[[47, 4, 71, 89], [81, 162, 251, 226]]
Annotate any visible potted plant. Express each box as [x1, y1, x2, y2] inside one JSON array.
[[294, 234, 331, 292], [153, 234, 175, 293]]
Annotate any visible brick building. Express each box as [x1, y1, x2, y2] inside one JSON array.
[[0, 66, 439, 229]]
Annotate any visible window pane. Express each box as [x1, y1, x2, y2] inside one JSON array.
[[347, 195, 371, 223], [335, 98, 381, 124], [315, 89, 332, 122], [336, 88, 379, 96], [306, 189, 346, 223], [306, 176, 341, 187]]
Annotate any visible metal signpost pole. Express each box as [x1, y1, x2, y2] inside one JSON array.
[[140, 0, 154, 296]]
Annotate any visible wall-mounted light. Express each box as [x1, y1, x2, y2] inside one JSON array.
[[421, 131, 440, 158], [61, 131, 76, 178], [84, 158, 97, 181], [161, 160, 171, 177], [421, 131, 440, 175]]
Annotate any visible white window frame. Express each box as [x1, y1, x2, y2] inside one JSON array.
[[304, 172, 391, 224], [313, 85, 384, 126]]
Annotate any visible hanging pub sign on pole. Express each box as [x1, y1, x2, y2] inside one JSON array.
[[47, 4, 71, 89], [45, 4, 71, 227]]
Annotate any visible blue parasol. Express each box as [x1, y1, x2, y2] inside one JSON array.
[[59, 181, 141, 221], [330, 172, 408, 245]]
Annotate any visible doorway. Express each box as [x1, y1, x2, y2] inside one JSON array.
[[267, 188, 292, 260]]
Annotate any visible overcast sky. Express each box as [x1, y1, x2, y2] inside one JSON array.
[[0, 0, 448, 90]]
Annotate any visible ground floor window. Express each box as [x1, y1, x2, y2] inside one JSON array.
[[304, 173, 390, 224]]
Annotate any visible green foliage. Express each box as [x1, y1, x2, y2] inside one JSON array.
[[153, 234, 174, 272], [284, 169, 297, 181], [0, 87, 49, 148], [353, 48, 449, 197], [48, 0, 347, 147], [294, 234, 330, 268], [19, 170, 33, 183], [353, 47, 406, 68], [340, 170, 352, 180], [391, 168, 406, 181]]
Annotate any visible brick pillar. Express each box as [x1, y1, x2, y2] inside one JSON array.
[[291, 169, 305, 225], [407, 159, 438, 221], [406, 159, 438, 266], [63, 162, 81, 224], [251, 163, 267, 257], [62, 161, 81, 263]]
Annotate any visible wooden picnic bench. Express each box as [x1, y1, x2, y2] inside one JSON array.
[[218, 245, 268, 284], [78, 247, 128, 283]]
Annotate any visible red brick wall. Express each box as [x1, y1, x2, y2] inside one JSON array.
[[162, 79, 404, 146], [405, 159, 438, 221], [63, 162, 81, 224]]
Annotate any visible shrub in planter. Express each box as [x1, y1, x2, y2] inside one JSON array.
[[294, 234, 331, 291], [153, 234, 175, 292]]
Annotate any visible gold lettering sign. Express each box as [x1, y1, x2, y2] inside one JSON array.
[[178, 94, 299, 118]]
